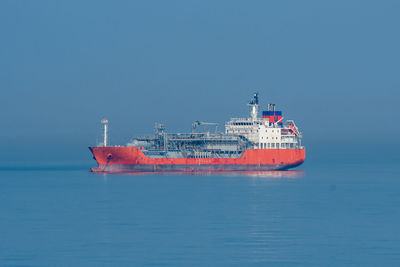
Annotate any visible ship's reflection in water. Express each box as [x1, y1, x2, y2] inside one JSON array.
[[91, 170, 305, 178]]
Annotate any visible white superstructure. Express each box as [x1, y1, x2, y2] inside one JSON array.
[[225, 93, 302, 149]]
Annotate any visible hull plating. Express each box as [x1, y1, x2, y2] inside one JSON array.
[[89, 146, 305, 173]]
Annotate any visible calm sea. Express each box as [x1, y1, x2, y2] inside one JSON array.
[[1, 146, 399, 266]]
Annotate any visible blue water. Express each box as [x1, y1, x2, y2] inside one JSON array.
[[1, 148, 399, 266]]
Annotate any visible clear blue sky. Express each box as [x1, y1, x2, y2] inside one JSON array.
[[1, 0, 399, 165]]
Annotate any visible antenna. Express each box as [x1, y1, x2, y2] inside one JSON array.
[[101, 118, 108, 147]]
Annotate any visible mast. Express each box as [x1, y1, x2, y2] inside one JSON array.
[[101, 118, 108, 147], [248, 92, 259, 120]]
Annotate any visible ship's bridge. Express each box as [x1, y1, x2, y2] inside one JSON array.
[[225, 93, 303, 150]]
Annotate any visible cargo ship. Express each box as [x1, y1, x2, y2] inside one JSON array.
[[89, 93, 305, 173]]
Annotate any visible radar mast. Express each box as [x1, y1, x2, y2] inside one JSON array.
[[248, 92, 259, 120]]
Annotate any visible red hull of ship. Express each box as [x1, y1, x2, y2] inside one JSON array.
[[89, 147, 305, 173]]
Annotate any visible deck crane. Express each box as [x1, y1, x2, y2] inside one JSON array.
[[192, 121, 219, 133]]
